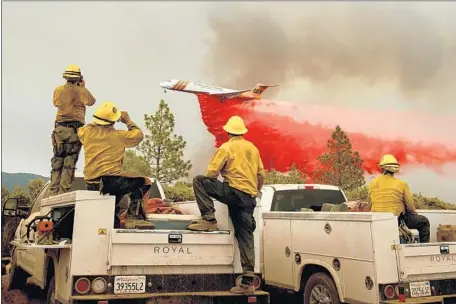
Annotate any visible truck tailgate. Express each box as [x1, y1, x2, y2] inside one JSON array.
[[109, 229, 234, 267], [398, 242, 456, 281]]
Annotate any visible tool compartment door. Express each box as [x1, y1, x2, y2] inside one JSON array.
[[262, 217, 294, 289], [397, 242, 456, 281], [109, 229, 235, 266]]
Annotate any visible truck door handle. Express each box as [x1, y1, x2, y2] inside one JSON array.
[[440, 245, 449, 255]]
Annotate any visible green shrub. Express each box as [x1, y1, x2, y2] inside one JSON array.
[[413, 193, 456, 210], [163, 182, 195, 202], [345, 185, 369, 201]]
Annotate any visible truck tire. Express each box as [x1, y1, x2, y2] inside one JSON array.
[[303, 273, 340, 304], [6, 250, 28, 291], [47, 276, 60, 304]]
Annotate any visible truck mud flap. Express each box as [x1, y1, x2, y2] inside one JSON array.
[[72, 291, 270, 304]]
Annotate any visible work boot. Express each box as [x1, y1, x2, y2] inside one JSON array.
[[187, 219, 218, 232], [230, 277, 255, 295], [125, 200, 155, 230]]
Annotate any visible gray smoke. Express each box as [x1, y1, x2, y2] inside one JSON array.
[[203, 2, 456, 108]]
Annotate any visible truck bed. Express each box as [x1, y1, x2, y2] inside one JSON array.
[[36, 191, 265, 302]]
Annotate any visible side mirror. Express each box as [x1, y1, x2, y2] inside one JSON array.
[[2, 197, 30, 218]]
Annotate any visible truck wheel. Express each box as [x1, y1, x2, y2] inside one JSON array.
[[303, 273, 340, 304], [6, 250, 28, 291], [47, 276, 60, 304]]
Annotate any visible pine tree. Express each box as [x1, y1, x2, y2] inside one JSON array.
[[122, 149, 152, 177], [313, 125, 365, 191], [138, 100, 192, 184]]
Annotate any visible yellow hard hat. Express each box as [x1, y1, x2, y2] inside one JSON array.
[[62, 64, 82, 80], [93, 102, 122, 125], [379, 154, 400, 173], [223, 115, 248, 135]]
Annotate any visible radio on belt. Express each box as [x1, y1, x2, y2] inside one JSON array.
[[168, 234, 182, 244]]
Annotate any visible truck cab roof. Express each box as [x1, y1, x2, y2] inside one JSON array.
[[260, 184, 348, 213], [262, 184, 343, 191]]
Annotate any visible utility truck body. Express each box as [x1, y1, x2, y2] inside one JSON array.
[[4, 176, 268, 304], [262, 210, 456, 304]]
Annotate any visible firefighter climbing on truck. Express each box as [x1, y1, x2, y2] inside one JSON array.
[[368, 154, 430, 243], [77, 101, 155, 229], [50, 64, 96, 196], [188, 115, 266, 295]]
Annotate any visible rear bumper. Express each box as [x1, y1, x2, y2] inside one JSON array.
[[381, 295, 456, 303], [71, 291, 270, 304]]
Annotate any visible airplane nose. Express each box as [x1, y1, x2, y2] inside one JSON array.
[[159, 81, 168, 88]]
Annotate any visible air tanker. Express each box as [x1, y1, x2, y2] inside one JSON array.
[[160, 79, 279, 103]]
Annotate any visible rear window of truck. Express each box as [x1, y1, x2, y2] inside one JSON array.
[[271, 189, 347, 212]]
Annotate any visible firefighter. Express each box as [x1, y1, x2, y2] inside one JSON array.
[[368, 154, 430, 243], [77, 101, 154, 229], [188, 115, 265, 295], [50, 64, 96, 196]]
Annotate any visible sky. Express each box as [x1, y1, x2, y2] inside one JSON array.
[[1, 1, 456, 202]]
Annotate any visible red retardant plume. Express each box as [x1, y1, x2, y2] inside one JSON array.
[[196, 94, 456, 178]]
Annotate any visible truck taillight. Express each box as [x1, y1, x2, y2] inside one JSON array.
[[248, 296, 257, 303], [384, 284, 396, 299], [75, 277, 91, 294], [92, 277, 107, 294]]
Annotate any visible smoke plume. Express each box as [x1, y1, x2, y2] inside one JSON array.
[[203, 2, 456, 110]]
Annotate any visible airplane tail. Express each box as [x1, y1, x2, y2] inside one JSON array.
[[251, 83, 279, 98]]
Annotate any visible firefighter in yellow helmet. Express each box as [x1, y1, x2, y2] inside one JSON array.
[[368, 154, 430, 243], [77, 102, 154, 229], [188, 115, 266, 294], [49, 64, 96, 196]]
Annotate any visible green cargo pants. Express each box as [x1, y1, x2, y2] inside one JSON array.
[[193, 175, 256, 277], [49, 122, 83, 196]]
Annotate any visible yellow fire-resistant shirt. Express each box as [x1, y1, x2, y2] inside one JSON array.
[[77, 122, 144, 181], [368, 174, 417, 216], [206, 136, 265, 196], [53, 83, 96, 124]]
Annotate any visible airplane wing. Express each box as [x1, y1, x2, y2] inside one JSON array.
[[208, 89, 251, 99]]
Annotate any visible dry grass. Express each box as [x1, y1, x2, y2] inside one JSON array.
[[1, 276, 30, 304]]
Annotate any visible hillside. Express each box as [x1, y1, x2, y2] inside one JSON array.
[[1, 172, 48, 192]]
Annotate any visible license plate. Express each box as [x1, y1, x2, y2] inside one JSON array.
[[410, 281, 431, 298], [114, 276, 146, 294]]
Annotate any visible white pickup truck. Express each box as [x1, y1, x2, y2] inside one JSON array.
[[261, 207, 456, 302], [4, 177, 456, 304], [3, 174, 272, 304]]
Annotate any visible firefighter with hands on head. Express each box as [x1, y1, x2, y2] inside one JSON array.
[[78, 101, 155, 230]]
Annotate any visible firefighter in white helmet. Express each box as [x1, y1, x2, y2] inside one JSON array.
[[49, 64, 96, 196], [368, 154, 430, 243]]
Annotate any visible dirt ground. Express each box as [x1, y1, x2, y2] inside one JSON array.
[[1, 276, 41, 304], [1, 275, 294, 304]]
